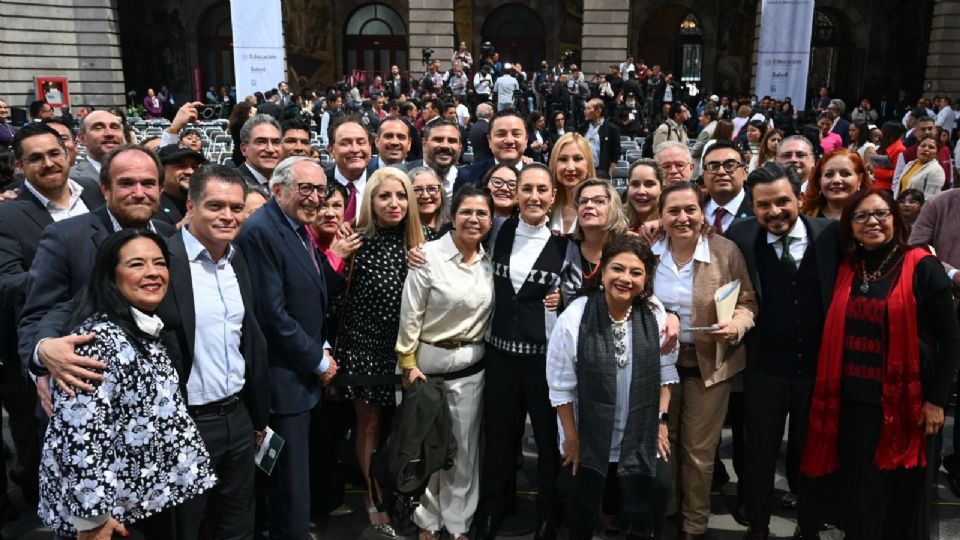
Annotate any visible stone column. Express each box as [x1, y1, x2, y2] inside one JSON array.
[[0, 0, 126, 109], [408, 0, 455, 80], [924, 0, 960, 97], [580, 0, 629, 76]]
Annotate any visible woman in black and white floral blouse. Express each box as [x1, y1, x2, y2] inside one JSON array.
[[39, 230, 215, 540]]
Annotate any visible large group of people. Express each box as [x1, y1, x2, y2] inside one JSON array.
[[0, 41, 959, 540]]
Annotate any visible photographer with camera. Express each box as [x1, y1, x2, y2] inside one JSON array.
[[421, 60, 444, 95], [446, 63, 469, 100], [474, 64, 494, 106], [452, 41, 473, 72], [493, 63, 520, 112], [385, 65, 408, 100]]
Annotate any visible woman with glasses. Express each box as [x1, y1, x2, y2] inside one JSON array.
[[483, 163, 519, 219], [396, 184, 496, 540], [550, 132, 597, 235], [475, 163, 574, 540], [310, 182, 363, 274], [334, 167, 425, 537], [802, 189, 960, 540], [409, 166, 450, 238], [625, 159, 664, 232], [650, 182, 757, 539], [802, 149, 872, 220]]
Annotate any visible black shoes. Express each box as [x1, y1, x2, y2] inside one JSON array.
[[743, 527, 769, 540], [472, 514, 500, 540]]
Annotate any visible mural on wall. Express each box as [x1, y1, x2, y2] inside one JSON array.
[[283, 0, 335, 91]]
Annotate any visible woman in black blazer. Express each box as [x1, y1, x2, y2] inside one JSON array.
[[526, 111, 550, 163]]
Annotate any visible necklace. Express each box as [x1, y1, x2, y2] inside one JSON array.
[[670, 247, 694, 269], [859, 246, 900, 293], [608, 305, 633, 368]]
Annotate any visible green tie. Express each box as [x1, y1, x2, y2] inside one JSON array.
[[780, 236, 797, 271]]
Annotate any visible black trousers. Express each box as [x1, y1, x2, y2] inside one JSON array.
[[479, 348, 559, 520], [838, 399, 928, 540], [565, 460, 671, 540], [742, 370, 816, 532], [176, 400, 256, 540], [0, 368, 41, 505]]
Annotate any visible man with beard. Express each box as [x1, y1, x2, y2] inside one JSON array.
[[18, 145, 174, 413], [69, 110, 124, 185], [155, 144, 205, 227], [369, 117, 411, 172], [235, 114, 282, 189], [0, 124, 104, 515], [405, 119, 461, 202], [726, 162, 837, 540], [454, 110, 527, 192]]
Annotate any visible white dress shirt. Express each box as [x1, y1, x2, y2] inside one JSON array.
[[767, 218, 808, 265], [244, 162, 269, 186], [335, 167, 368, 221], [22, 179, 89, 222], [704, 189, 747, 232], [509, 219, 551, 293], [651, 234, 712, 344]]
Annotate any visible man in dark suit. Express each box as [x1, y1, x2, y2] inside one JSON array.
[[726, 162, 838, 540], [237, 156, 337, 540], [400, 102, 422, 161], [234, 114, 281, 190], [579, 98, 621, 179], [18, 145, 175, 406], [0, 123, 104, 515], [155, 144, 205, 227], [828, 99, 851, 148], [69, 110, 124, 184], [256, 89, 283, 122], [469, 102, 494, 162], [159, 165, 269, 539], [368, 117, 411, 173], [453, 109, 527, 194], [325, 116, 372, 224]]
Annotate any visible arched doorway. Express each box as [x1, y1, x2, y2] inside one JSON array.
[[481, 4, 546, 70], [636, 6, 703, 82], [343, 4, 407, 80], [198, 3, 233, 92], [809, 8, 864, 101]]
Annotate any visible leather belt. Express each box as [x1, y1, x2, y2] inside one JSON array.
[[422, 339, 482, 350], [188, 394, 241, 417]]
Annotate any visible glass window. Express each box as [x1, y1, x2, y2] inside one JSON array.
[[346, 4, 406, 36]]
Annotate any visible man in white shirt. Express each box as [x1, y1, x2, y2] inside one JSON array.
[[70, 110, 124, 184], [325, 117, 372, 223], [370, 118, 411, 172], [493, 64, 520, 112], [937, 96, 956, 135], [474, 65, 494, 103]]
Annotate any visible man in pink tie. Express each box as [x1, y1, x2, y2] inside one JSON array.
[[324, 117, 372, 223]]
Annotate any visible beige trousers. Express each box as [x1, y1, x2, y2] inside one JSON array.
[[667, 351, 732, 534]]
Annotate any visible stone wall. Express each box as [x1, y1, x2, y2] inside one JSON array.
[[0, 0, 126, 109], [924, 0, 960, 98]]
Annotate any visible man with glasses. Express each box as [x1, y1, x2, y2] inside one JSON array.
[[324, 116, 373, 224], [655, 141, 696, 185], [909, 185, 960, 496], [238, 156, 338, 540], [235, 114, 282, 188], [776, 135, 817, 186]]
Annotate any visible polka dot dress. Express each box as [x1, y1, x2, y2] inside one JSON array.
[[337, 225, 411, 406]]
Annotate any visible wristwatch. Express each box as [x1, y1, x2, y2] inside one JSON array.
[[658, 411, 669, 424]]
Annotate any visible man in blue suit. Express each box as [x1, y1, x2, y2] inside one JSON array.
[[453, 109, 527, 195], [237, 156, 338, 540]]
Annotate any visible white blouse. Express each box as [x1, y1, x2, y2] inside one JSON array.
[[546, 295, 679, 461], [651, 235, 712, 344]]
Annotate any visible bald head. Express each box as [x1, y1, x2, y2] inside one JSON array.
[[78, 110, 124, 162]]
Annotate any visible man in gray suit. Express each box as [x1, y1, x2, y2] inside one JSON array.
[[691, 108, 718, 173], [69, 110, 124, 184]]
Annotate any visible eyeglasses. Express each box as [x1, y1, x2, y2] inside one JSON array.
[[251, 137, 281, 148], [852, 208, 892, 223], [488, 176, 517, 191], [576, 195, 609, 207], [413, 185, 441, 196], [296, 183, 327, 198], [779, 151, 810, 160], [703, 160, 744, 174], [456, 208, 491, 219]]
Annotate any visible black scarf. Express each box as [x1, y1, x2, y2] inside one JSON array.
[[560, 290, 661, 534]]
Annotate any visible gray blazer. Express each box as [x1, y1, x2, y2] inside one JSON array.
[[68, 158, 99, 185]]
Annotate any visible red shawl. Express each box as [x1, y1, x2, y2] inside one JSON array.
[[801, 247, 930, 476]]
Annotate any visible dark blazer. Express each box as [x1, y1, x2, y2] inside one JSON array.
[[452, 157, 495, 195], [233, 163, 265, 190], [707, 191, 755, 230], [236, 198, 328, 415], [469, 120, 492, 162], [17, 206, 175, 371], [832, 117, 851, 148], [257, 101, 283, 122], [157, 231, 270, 429], [155, 192, 186, 226], [725, 215, 839, 363], [578, 120, 621, 176], [0, 179, 103, 368], [367, 155, 400, 175]]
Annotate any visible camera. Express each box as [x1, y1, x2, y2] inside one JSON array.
[[563, 50, 576, 66], [335, 81, 350, 93], [480, 41, 495, 57], [422, 48, 434, 60], [197, 104, 221, 121]]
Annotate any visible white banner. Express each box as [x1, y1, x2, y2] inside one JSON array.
[[754, 0, 815, 110], [231, 0, 285, 100]]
